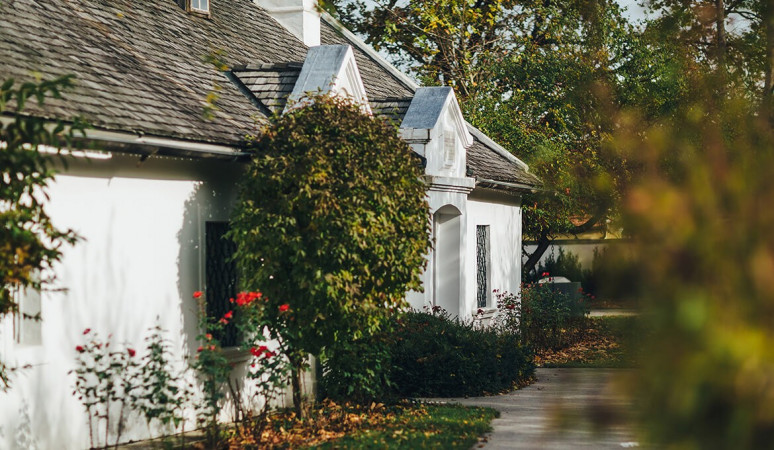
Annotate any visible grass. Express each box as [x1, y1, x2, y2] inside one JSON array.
[[307, 404, 498, 449], [538, 316, 641, 368]]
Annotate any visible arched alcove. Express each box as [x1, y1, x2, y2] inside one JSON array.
[[433, 205, 462, 316]]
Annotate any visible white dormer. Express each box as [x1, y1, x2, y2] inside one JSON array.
[[400, 87, 473, 180], [286, 45, 371, 114], [254, 0, 321, 47]]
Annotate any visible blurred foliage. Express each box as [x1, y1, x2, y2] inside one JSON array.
[[323, 0, 685, 273], [229, 93, 430, 415], [617, 65, 774, 446], [1, 75, 83, 389]]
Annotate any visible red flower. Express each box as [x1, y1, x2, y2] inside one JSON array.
[[83, 328, 91, 335], [193, 291, 203, 299], [506, 304, 515, 310], [264, 351, 275, 358], [75, 345, 85, 353], [209, 345, 216, 351], [197, 346, 204, 352], [541, 272, 549, 277], [127, 348, 136, 357], [224, 311, 233, 319], [250, 347, 260, 357], [279, 304, 290, 312], [219, 318, 229, 325], [205, 333, 213, 341]]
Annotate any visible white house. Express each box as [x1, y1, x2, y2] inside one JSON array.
[[0, 0, 540, 448]]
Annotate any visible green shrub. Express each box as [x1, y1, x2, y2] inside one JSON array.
[[385, 309, 534, 398], [511, 283, 589, 352], [529, 248, 585, 284]]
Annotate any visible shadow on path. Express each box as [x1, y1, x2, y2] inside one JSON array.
[[428, 368, 645, 449]]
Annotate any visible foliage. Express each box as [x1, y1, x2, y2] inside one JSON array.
[[311, 404, 498, 450], [324, 0, 673, 273], [615, 66, 774, 447], [72, 326, 194, 449], [385, 309, 534, 398], [502, 283, 589, 353], [320, 327, 394, 405], [134, 324, 194, 442], [1, 75, 84, 388], [538, 316, 641, 368], [527, 248, 585, 284], [581, 245, 642, 301], [190, 291, 233, 442], [213, 401, 496, 449], [71, 330, 140, 449], [229, 93, 430, 414]]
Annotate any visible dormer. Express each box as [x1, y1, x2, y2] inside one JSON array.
[[285, 45, 371, 114], [176, 0, 211, 16], [400, 87, 473, 179]]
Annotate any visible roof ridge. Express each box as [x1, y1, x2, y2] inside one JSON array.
[[232, 62, 304, 71]]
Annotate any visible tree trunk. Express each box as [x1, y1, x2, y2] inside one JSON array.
[[764, 0, 774, 118], [715, 0, 727, 69], [522, 230, 551, 277], [291, 360, 305, 418]]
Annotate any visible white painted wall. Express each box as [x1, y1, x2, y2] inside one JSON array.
[[464, 191, 522, 315], [0, 153, 244, 449]]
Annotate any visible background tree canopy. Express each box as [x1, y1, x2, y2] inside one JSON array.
[[322, 0, 684, 274]]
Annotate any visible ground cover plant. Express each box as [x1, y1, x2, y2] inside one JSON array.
[[210, 401, 497, 449], [537, 316, 640, 368]]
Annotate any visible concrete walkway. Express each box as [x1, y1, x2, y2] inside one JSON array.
[[431, 368, 643, 449]]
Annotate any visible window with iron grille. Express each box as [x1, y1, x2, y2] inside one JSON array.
[[205, 221, 238, 347], [476, 225, 490, 308]]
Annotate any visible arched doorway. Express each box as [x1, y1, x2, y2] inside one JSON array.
[[433, 205, 462, 316]]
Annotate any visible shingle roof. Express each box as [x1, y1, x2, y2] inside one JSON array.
[[0, 0, 540, 190], [467, 138, 542, 189], [370, 97, 413, 124], [231, 63, 303, 115], [0, 0, 307, 146]]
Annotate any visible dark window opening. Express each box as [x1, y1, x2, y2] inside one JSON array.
[[476, 225, 490, 308], [206, 221, 238, 347]]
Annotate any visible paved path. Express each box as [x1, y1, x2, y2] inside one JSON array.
[[430, 368, 643, 449], [589, 309, 639, 317]]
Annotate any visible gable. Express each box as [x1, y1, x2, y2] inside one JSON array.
[[400, 87, 472, 179], [286, 45, 370, 114]]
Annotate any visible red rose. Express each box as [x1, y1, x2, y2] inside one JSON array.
[[224, 311, 233, 319], [193, 291, 203, 299], [279, 304, 290, 312], [264, 351, 275, 358], [209, 345, 216, 351], [197, 346, 204, 352], [127, 348, 136, 357], [83, 328, 91, 335], [250, 347, 261, 357], [205, 333, 213, 340], [75, 345, 85, 353]]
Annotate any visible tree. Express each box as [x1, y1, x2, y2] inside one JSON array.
[[0, 75, 83, 389], [324, 0, 674, 275], [228, 93, 430, 415]]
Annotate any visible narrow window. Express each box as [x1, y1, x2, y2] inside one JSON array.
[[205, 222, 238, 347], [14, 284, 42, 346], [476, 225, 490, 309], [443, 129, 456, 167]]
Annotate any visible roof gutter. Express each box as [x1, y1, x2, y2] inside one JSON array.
[[476, 177, 541, 193], [1, 115, 249, 159]]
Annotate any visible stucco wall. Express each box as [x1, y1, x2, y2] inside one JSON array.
[[464, 191, 522, 315], [0, 153, 245, 449]]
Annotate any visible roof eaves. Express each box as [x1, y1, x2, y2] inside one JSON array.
[[466, 122, 530, 171]]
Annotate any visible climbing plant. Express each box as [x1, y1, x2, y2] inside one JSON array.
[[1, 75, 84, 389], [228, 93, 430, 415]]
